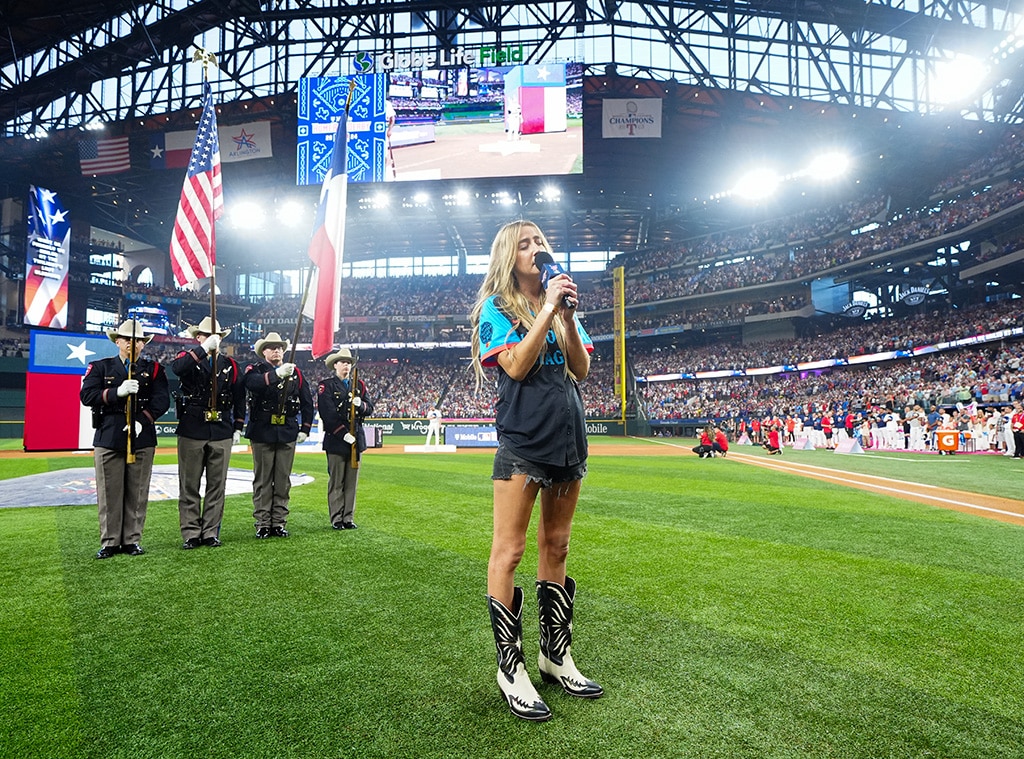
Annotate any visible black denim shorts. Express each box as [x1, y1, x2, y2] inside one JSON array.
[[491, 444, 587, 489]]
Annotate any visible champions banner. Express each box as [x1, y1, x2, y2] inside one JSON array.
[[601, 98, 662, 138], [24, 185, 70, 329]]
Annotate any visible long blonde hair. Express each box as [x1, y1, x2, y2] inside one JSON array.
[[470, 220, 575, 387]]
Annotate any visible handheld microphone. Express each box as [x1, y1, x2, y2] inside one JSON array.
[[534, 250, 577, 310]]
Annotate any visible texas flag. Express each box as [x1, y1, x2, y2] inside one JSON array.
[[504, 63, 567, 135], [25, 330, 118, 451], [149, 122, 273, 169]]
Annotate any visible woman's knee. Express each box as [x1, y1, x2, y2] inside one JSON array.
[[489, 541, 527, 574], [538, 532, 571, 564]]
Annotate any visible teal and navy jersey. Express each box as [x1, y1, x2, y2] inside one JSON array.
[[477, 295, 593, 467]]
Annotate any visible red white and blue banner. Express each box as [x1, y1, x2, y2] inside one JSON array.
[[79, 136, 131, 175], [24, 185, 70, 329], [25, 330, 119, 451], [149, 121, 273, 169]]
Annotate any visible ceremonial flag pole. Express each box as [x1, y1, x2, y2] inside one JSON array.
[[170, 49, 224, 418], [299, 81, 354, 360]]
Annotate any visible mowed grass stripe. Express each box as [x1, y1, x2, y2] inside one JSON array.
[[1, 450, 1022, 758]]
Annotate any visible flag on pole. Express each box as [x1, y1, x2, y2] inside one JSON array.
[[303, 109, 349, 359], [170, 82, 224, 286]]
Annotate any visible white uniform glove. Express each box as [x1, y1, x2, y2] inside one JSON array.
[[201, 334, 221, 352], [123, 422, 143, 435], [232, 431, 241, 444], [343, 433, 356, 445], [351, 395, 362, 408], [296, 432, 308, 444], [275, 362, 296, 378], [117, 379, 139, 397]]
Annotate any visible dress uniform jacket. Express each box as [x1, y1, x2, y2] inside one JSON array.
[[318, 375, 375, 458], [80, 355, 170, 450], [171, 347, 246, 440], [243, 361, 313, 444]]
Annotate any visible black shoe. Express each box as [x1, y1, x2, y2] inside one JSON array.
[[270, 526, 289, 538], [95, 546, 119, 559], [123, 543, 145, 556], [255, 527, 271, 539], [201, 537, 222, 548], [332, 522, 345, 530], [182, 537, 202, 550], [341, 521, 358, 530]]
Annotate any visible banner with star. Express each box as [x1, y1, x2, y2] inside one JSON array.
[[24, 185, 71, 329], [149, 121, 273, 169], [25, 331, 120, 451]]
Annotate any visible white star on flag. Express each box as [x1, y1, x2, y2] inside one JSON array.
[[150, 145, 164, 159], [534, 66, 551, 81], [66, 341, 96, 365]]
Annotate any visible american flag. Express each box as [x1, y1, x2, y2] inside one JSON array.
[[302, 107, 349, 358], [170, 82, 223, 286], [79, 136, 130, 176]]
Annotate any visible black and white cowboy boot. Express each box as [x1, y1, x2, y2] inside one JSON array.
[[487, 587, 552, 721], [536, 576, 603, 698]]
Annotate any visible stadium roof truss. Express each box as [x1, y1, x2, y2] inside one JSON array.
[[1, 0, 1023, 137]]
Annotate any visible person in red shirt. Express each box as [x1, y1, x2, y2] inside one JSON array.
[[763, 425, 782, 455], [712, 426, 729, 457], [1012, 402, 1024, 459], [693, 428, 714, 458], [821, 412, 835, 449]]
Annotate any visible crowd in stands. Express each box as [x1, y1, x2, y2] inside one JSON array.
[[586, 179, 1024, 310], [632, 299, 1022, 376], [638, 342, 1023, 425]]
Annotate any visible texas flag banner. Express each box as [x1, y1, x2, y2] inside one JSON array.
[[150, 121, 272, 169], [25, 330, 118, 451], [504, 63, 567, 135], [24, 185, 70, 329], [302, 110, 349, 358]]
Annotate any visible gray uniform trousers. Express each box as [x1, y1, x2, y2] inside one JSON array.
[[94, 446, 155, 547], [251, 441, 296, 529], [326, 452, 359, 526], [177, 436, 233, 541]]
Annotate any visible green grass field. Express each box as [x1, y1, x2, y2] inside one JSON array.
[[2, 442, 1023, 758]]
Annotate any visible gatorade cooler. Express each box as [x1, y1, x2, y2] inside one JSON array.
[[936, 430, 958, 453]]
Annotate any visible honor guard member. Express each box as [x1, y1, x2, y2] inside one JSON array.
[[80, 320, 170, 559], [317, 347, 375, 530], [244, 332, 313, 538], [171, 316, 246, 549]]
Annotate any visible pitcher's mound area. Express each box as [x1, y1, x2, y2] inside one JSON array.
[[0, 466, 314, 508]]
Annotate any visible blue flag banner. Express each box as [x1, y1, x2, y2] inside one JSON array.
[[297, 74, 388, 185]]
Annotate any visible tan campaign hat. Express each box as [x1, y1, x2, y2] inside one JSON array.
[[186, 316, 231, 338], [106, 319, 154, 345]]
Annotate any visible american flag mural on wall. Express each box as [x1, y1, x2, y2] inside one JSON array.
[[24, 185, 70, 329]]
